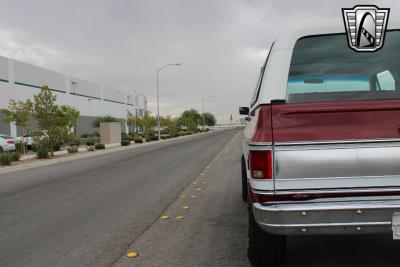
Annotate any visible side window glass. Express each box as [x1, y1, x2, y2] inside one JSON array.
[[377, 70, 395, 91], [250, 67, 264, 106], [250, 43, 274, 108]]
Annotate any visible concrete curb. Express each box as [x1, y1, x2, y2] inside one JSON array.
[[0, 131, 215, 176]]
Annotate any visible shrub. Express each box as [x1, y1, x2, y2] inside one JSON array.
[[86, 140, 95, 146], [144, 135, 158, 142], [10, 152, 20, 161], [67, 145, 79, 154], [121, 140, 130, 146], [134, 137, 143, 144], [69, 139, 80, 147], [0, 154, 11, 165], [122, 135, 135, 142], [87, 145, 95, 152], [95, 143, 105, 150], [36, 148, 49, 159]]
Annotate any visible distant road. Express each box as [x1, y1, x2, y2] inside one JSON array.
[[0, 129, 239, 267]]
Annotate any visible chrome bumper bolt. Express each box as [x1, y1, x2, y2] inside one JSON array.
[[356, 209, 362, 215], [301, 228, 307, 233], [356, 226, 362, 231], [301, 211, 307, 216]]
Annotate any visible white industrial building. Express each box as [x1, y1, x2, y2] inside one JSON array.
[[0, 55, 147, 137]]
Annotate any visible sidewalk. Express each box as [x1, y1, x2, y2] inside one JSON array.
[[18, 143, 121, 161]]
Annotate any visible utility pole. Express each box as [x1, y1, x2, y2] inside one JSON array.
[[156, 63, 181, 140]]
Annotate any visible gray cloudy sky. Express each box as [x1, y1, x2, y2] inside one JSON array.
[[0, 0, 397, 122]]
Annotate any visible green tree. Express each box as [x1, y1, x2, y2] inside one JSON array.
[[142, 111, 156, 137], [33, 86, 70, 157], [126, 110, 137, 134], [177, 109, 202, 132], [202, 112, 216, 126], [58, 105, 80, 136], [92, 115, 118, 128], [135, 116, 145, 134], [0, 99, 33, 154], [160, 116, 178, 136]]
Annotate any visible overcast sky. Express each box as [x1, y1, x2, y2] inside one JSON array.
[[0, 0, 398, 122]]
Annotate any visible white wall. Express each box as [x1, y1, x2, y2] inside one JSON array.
[[103, 86, 125, 104], [69, 76, 101, 99], [0, 56, 147, 121], [14, 60, 66, 92], [0, 56, 8, 81]]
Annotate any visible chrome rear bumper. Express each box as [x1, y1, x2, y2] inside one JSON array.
[[253, 196, 400, 236]]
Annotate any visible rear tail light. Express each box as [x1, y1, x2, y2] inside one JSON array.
[[249, 150, 272, 179], [6, 140, 14, 144]]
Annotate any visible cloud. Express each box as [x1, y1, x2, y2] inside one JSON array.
[[0, 0, 398, 122]]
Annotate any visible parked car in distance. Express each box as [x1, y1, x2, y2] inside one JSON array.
[[0, 134, 16, 152], [241, 20, 400, 267], [16, 130, 48, 149]]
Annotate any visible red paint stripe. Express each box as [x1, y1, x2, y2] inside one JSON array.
[[272, 99, 400, 142]]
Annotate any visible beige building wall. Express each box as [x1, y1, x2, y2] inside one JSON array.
[[100, 122, 121, 144]]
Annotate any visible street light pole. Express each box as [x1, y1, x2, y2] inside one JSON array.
[[133, 90, 137, 135], [71, 81, 78, 136], [156, 63, 181, 140]]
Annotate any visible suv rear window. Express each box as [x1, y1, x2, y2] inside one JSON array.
[[287, 31, 400, 103]]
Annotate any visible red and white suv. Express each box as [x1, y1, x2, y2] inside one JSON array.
[[240, 20, 400, 266]]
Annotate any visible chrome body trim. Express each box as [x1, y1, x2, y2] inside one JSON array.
[[253, 196, 400, 235], [274, 138, 400, 146], [272, 187, 400, 196], [273, 141, 400, 191], [246, 141, 273, 146], [274, 176, 400, 191], [248, 145, 273, 151]]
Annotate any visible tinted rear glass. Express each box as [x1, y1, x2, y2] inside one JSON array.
[[287, 30, 400, 103]]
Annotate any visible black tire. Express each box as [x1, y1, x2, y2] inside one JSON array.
[[248, 202, 286, 267], [241, 155, 248, 202], [0, 146, 3, 154]]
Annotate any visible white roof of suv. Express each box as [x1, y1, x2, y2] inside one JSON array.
[[273, 19, 400, 50], [253, 19, 400, 107]]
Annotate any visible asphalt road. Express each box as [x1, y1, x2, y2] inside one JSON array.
[[114, 130, 400, 267], [2, 128, 400, 267], [0, 129, 239, 267]]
